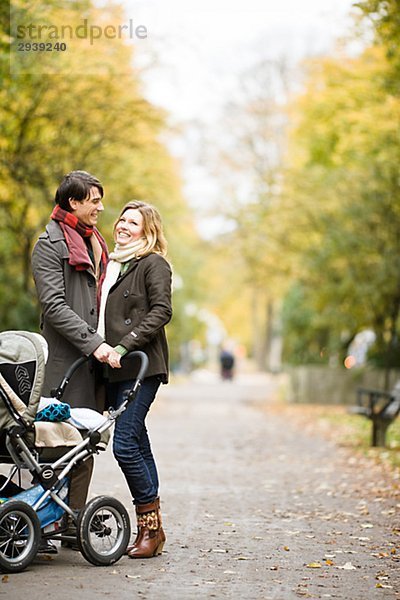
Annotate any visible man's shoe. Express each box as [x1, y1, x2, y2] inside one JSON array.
[[61, 529, 79, 551], [61, 538, 80, 551], [61, 518, 79, 551], [37, 538, 58, 555]]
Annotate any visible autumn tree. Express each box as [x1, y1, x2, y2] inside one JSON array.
[[281, 44, 400, 372], [0, 0, 202, 365], [201, 58, 292, 369], [356, 0, 400, 91]]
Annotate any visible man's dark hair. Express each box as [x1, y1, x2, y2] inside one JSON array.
[[55, 170, 104, 211]]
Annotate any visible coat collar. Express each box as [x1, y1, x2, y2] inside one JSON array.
[[46, 220, 65, 242], [46, 220, 96, 277], [112, 258, 140, 286]]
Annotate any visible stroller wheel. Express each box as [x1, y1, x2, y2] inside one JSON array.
[[77, 496, 130, 566], [0, 500, 41, 573]]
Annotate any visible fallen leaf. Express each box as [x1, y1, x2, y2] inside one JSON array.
[[1, 576, 8, 583], [236, 556, 252, 561], [381, 509, 395, 516], [361, 523, 373, 529], [283, 546, 290, 551], [211, 548, 226, 553], [223, 570, 236, 574], [376, 584, 393, 589], [336, 562, 357, 570], [125, 574, 141, 579], [306, 562, 322, 569]]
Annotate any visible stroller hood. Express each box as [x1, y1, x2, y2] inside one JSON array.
[[0, 330, 46, 429]]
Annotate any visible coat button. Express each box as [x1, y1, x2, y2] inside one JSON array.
[[81, 333, 87, 339], [123, 290, 129, 298], [90, 308, 95, 315], [88, 279, 94, 287], [88, 326, 96, 334], [124, 318, 132, 325]]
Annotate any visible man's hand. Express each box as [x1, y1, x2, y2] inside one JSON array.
[[93, 342, 115, 362]]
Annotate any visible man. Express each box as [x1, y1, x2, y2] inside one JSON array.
[[32, 170, 120, 552]]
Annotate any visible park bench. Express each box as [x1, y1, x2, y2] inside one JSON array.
[[350, 380, 400, 447]]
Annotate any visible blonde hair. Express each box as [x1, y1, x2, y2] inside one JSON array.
[[114, 200, 168, 257]]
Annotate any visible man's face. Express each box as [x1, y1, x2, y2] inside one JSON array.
[[70, 186, 104, 227]]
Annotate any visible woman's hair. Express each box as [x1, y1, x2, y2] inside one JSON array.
[[114, 200, 168, 257], [55, 170, 103, 211]]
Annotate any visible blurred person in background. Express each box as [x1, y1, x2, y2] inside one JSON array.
[[219, 347, 235, 380]]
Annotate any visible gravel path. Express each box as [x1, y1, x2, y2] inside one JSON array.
[[4, 371, 399, 599]]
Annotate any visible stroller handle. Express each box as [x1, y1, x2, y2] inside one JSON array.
[[52, 350, 149, 400], [124, 350, 149, 382]]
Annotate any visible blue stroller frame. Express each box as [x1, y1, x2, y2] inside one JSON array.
[[0, 330, 148, 572]]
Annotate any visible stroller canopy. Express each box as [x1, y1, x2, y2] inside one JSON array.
[[0, 331, 46, 429]]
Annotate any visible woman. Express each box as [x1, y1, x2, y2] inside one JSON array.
[[98, 200, 172, 559]]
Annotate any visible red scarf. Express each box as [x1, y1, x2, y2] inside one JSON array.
[[51, 205, 109, 308]]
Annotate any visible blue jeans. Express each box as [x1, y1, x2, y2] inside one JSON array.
[[107, 376, 161, 505]]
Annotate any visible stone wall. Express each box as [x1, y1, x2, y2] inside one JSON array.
[[284, 366, 400, 405]]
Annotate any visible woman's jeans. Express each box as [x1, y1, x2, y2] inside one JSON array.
[[107, 376, 161, 506]]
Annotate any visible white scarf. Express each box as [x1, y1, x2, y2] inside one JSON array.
[[97, 239, 148, 338]]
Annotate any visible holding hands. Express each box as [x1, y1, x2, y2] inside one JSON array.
[[93, 343, 121, 368]]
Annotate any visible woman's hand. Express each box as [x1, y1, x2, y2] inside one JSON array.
[[93, 342, 115, 362], [107, 349, 122, 369]]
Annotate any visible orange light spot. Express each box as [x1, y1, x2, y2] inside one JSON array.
[[344, 355, 356, 369]]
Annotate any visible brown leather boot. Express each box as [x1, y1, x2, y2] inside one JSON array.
[[127, 497, 166, 559]]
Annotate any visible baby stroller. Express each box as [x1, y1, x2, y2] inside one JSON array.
[[0, 330, 148, 572]]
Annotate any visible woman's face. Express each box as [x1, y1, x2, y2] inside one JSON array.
[[115, 208, 144, 246]]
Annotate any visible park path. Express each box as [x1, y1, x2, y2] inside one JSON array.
[[4, 370, 399, 599]]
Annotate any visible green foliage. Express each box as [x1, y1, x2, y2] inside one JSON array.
[[209, 9, 400, 371], [367, 340, 400, 368], [279, 45, 400, 367], [356, 0, 400, 92], [281, 283, 332, 365]]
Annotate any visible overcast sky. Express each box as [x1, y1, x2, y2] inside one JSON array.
[[127, 0, 355, 114], [122, 0, 357, 234]]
